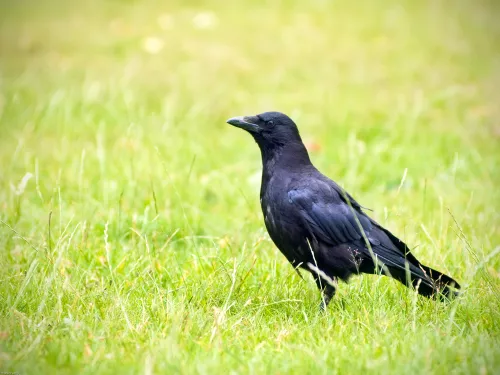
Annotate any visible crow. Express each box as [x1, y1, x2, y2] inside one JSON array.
[[227, 111, 460, 309]]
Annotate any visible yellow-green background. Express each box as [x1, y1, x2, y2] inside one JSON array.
[[1, 0, 499, 373]]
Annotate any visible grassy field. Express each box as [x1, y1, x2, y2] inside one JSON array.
[[1, 0, 499, 373]]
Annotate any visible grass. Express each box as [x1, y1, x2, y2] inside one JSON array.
[[1, 0, 499, 373]]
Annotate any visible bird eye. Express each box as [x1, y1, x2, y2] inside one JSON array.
[[266, 120, 275, 127]]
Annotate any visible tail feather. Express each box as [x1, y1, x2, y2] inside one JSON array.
[[390, 263, 460, 298], [369, 224, 461, 299], [416, 264, 461, 298]]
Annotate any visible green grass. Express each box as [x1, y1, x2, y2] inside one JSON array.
[[1, 0, 499, 373]]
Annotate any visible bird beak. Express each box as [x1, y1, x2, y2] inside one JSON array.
[[226, 115, 261, 134]]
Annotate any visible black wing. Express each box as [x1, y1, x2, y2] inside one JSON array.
[[287, 185, 376, 248], [287, 183, 430, 279]]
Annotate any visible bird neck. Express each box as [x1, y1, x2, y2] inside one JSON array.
[[259, 141, 311, 192]]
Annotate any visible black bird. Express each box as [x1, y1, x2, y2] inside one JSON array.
[[227, 111, 460, 309]]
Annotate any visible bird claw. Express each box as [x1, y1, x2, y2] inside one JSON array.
[[319, 294, 333, 312]]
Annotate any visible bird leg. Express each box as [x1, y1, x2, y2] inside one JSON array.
[[319, 284, 337, 311], [314, 276, 337, 311]]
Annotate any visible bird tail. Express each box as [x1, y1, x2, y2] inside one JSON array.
[[369, 225, 461, 298], [390, 263, 461, 298]]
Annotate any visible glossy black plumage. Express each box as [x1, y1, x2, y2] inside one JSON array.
[[227, 111, 460, 308]]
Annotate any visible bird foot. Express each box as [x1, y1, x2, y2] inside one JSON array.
[[319, 294, 333, 312]]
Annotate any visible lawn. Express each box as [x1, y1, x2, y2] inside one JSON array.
[[0, 0, 499, 374]]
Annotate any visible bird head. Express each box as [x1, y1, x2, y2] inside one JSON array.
[[227, 111, 303, 148]]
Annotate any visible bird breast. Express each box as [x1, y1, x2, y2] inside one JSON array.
[[264, 204, 277, 229]]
